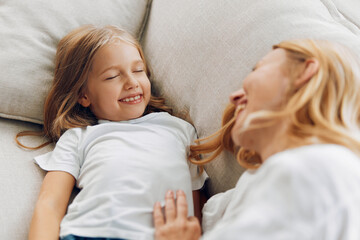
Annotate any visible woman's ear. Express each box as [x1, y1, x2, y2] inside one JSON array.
[[294, 58, 319, 88], [78, 94, 91, 107]]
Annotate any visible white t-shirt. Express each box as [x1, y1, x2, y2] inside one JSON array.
[[35, 112, 208, 240], [202, 144, 360, 240]]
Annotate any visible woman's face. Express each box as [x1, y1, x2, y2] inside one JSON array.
[[230, 48, 291, 148]]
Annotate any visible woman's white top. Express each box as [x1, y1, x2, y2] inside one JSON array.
[[202, 144, 360, 240], [35, 112, 208, 240]]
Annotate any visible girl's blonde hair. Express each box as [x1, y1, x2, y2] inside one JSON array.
[[16, 25, 171, 148], [190, 39, 360, 169]]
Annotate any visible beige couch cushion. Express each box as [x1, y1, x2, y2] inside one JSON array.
[[0, 0, 150, 124], [331, 0, 360, 29], [141, 0, 360, 195], [0, 118, 54, 239]]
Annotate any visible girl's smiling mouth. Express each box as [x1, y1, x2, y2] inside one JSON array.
[[119, 94, 143, 104]]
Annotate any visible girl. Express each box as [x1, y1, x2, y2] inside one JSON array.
[[25, 25, 207, 240], [153, 39, 360, 239]]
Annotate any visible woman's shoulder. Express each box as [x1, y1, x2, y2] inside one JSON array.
[[267, 144, 360, 170], [259, 144, 360, 192], [234, 144, 360, 213]]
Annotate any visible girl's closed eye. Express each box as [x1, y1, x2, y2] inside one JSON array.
[[105, 75, 119, 80], [133, 68, 144, 73]]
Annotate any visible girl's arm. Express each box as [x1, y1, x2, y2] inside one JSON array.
[[28, 171, 75, 240]]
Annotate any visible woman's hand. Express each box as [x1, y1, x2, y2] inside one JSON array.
[[153, 190, 201, 240]]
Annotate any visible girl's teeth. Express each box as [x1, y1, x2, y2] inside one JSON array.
[[122, 95, 140, 102]]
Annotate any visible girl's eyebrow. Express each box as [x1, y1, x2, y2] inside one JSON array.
[[133, 60, 145, 66], [99, 60, 144, 76], [99, 65, 121, 76]]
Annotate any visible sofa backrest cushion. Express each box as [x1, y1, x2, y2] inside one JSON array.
[[141, 0, 360, 195], [0, 0, 150, 124]]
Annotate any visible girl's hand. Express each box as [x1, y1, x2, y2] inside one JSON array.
[[153, 190, 201, 240]]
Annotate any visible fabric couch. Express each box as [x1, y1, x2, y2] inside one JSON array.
[[1, 0, 359, 238]]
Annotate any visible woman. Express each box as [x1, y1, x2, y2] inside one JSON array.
[[153, 39, 360, 239]]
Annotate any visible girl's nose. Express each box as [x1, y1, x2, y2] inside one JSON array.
[[229, 88, 246, 105], [125, 76, 139, 90]]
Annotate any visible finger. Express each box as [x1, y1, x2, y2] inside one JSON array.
[[165, 190, 176, 221], [188, 216, 200, 224], [176, 189, 188, 218], [153, 201, 165, 228]]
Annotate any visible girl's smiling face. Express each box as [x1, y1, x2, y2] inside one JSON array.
[[230, 48, 291, 149], [78, 40, 151, 121]]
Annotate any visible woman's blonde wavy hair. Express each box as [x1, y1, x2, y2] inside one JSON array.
[[189, 39, 360, 169], [16, 25, 171, 149]]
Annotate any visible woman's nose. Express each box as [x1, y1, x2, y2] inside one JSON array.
[[229, 88, 246, 105]]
